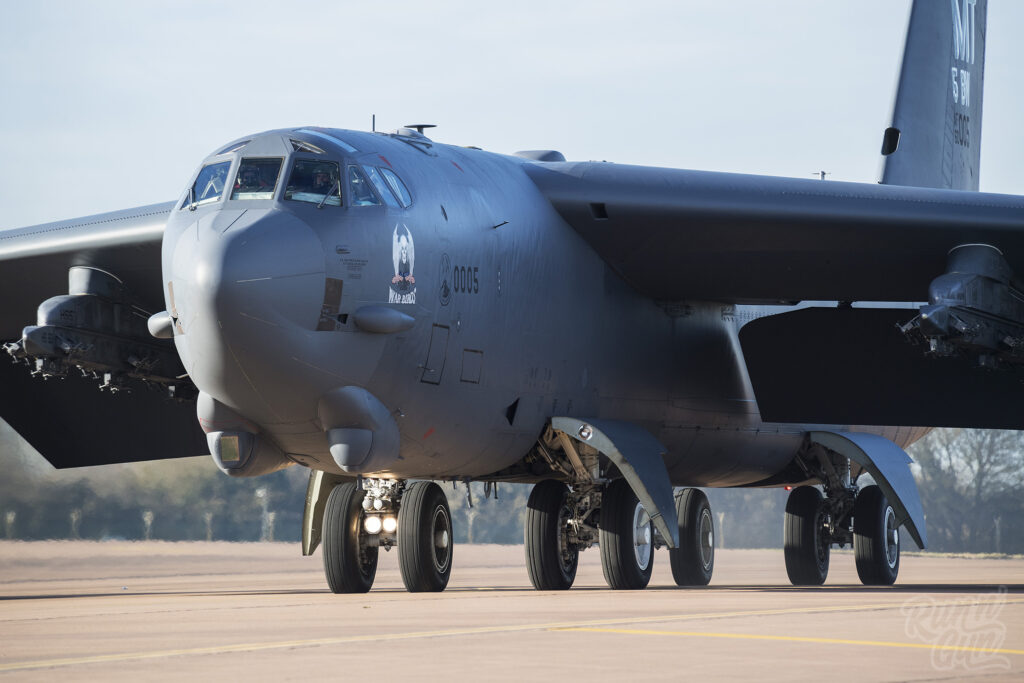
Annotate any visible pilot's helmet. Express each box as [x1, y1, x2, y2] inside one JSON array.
[[313, 168, 332, 185], [240, 167, 259, 185]]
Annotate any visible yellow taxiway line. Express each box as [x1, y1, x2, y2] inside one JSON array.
[[2, 596, 1021, 672], [556, 627, 1024, 656]]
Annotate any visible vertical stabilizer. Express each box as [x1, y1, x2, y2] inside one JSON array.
[[880, 0, 987, 191]]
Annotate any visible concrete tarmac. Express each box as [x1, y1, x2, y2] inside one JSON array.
[[0, 542, 1022, 681]]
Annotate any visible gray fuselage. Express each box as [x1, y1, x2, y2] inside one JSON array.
[[162, 128, 924, 487]]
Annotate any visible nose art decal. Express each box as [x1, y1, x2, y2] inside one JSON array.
[[390, 224, 416, 304]]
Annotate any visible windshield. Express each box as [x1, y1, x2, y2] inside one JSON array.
[[231, 158, 283, 200], [186, 160, 231, 208], [363, 166, 400, 208], [284, 159, 342, 207], [348, 166, 380, 206], [380, 168, 412, 208]]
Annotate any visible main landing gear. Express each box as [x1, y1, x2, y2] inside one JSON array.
[[783, 483, 900, 586], [320, 478, 453, 594], [524, 478, 716, 591], [783, 440, 902, 587], [522, 420, 714, 591]]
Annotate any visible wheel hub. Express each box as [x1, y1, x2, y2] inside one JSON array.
[[632, 503, 652, 570], [432, 506, 452, 573], [699, 509, 714, 569], [884, 506, 899, 568]]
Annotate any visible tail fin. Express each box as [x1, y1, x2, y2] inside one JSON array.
[[880, 0, 987, 191]]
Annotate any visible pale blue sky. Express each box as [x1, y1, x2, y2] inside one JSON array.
[[1, 0, 1021, 229]]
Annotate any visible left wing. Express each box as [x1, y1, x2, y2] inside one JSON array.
[[525, 162, 1024, 304], [526, 162, 1024, 429]]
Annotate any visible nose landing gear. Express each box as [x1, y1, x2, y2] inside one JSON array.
[[317, 477, 453, 594]]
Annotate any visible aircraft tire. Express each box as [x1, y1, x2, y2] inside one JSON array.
[[525, 480, 578, 590], [853, 485, 900, 585], [322, 482, 378, 593], [783, 486, 830, 586], [599, 478, 654, 590], [397, 481, 453, 592], [669, 488, 714, 586]]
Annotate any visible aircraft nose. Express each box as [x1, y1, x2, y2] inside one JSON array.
[[169, 209, 325, 401]]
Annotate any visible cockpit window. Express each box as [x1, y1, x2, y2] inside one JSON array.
[[347, 166, 380, 206], [218, 140, 250, 154], [284, 159, 341, 207], [290, 139, 325, 154], [379, 168, 413, 208], [362, 166, 400, 208], [231, 158, 282, 200], [184, 160, 231, 209]]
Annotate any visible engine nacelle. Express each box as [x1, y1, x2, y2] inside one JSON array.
[[4, 266, 191, 395], [901, 244, 1024, 368]]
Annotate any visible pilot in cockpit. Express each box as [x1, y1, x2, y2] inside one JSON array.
[[312, 168, 335, 195], [236, 166, 267, 191]]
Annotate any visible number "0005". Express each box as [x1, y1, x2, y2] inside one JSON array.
[[453, 266, 479, 294]]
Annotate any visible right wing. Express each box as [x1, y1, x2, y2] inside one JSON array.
[[0, 202, 175, 338], [0, 202, 207, 467]]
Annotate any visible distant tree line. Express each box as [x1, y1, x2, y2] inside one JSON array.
[[1, 423, 1022, 553]]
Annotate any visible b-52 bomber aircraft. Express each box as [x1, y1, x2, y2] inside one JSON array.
[[2, 0, 1021, 593]]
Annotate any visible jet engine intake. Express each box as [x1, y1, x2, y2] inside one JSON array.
[[900, 244, 1024, 368]]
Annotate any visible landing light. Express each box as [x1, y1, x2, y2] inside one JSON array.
[[382, 516, 398, 533], [364, 515, 383, 535]]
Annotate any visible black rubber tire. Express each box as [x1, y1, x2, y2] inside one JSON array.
[[599, 478, 654, 590], [854, 485, 900, 586], [322, 482, 378, 593], [783, 486, 830, 586], [670, 488, 714, 586], [397, 481, 453, 592], [525, 480, 578, 590]]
